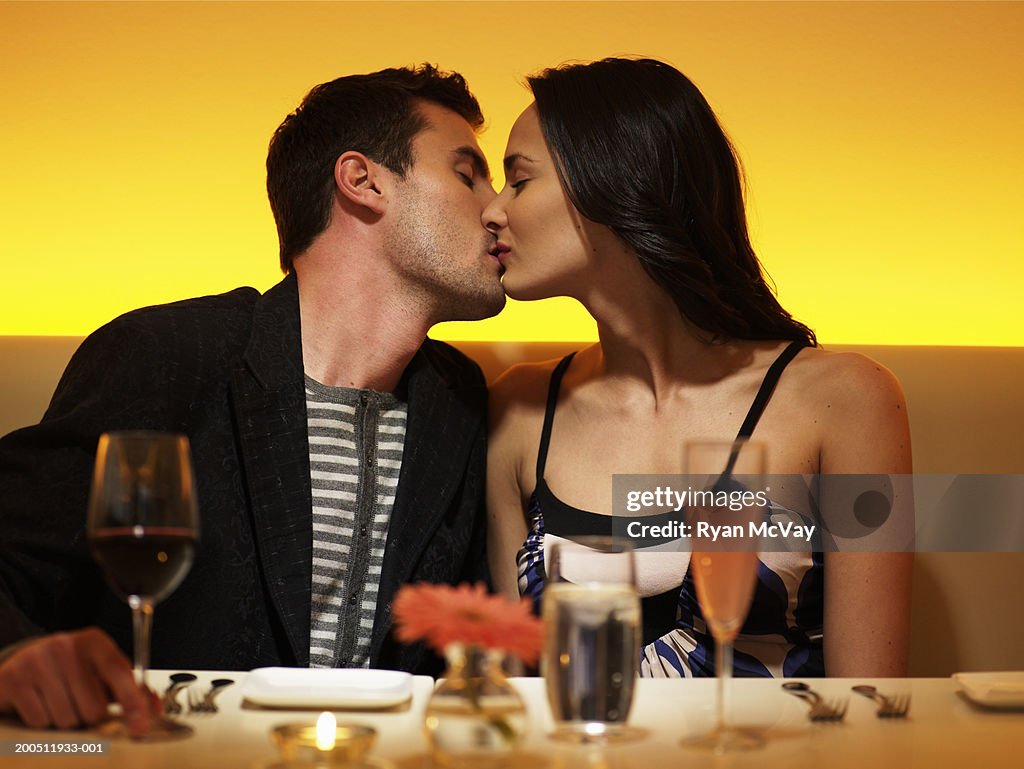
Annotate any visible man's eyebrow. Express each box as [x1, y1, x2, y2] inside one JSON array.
[[453, 146, 491, 181], [503, 153, 536, 173]]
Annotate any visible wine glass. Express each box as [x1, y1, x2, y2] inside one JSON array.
[[542, 536, 643, 743], [683, 439, 766, 752], [86, 431, 199, 739]]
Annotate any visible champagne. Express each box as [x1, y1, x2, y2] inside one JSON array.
[[690, 550, 759, 641], [542, 583, 640, 727]]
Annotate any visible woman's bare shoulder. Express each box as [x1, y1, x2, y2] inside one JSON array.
[[492, 358, 559, 391], [489, 354, 579, 412], [487, 357, 563, 446], [794, 348, 901, 397], [790, 347, 906, 407], [487, 357, 573, 497]]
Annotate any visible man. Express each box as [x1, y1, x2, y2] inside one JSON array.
[[0, 65, 505, 732]]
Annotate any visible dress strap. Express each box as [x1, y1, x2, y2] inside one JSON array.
[[536, 353, 578, 482], [734, 340, 808, 441]]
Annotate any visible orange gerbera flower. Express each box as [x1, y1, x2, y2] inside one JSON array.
[[392, 583, 544, 665]]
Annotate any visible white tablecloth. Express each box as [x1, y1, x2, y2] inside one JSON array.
[[1, 672, 1021, 767]]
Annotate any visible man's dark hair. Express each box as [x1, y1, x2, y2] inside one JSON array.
[[267, 64, 484, 272]]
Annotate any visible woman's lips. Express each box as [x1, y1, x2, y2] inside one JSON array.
[[489, 242, 511, 263]]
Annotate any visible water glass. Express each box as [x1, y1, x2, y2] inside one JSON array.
[[542, 536, 641, 742]]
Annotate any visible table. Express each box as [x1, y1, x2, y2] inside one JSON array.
[[1, 673, 1021, 768]]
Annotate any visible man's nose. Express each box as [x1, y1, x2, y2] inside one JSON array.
[[482, 193, 506, 232]]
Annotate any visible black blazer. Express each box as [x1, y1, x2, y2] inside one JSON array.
[[0, 274, 489, 675]]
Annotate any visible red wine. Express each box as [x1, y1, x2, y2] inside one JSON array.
[[89, 526, 195, 603]]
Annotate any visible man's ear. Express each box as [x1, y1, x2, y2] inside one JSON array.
[[334, 151, 390, 215]]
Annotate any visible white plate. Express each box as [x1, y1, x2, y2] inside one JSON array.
[[953, 671, 1024, 709], [242, 667, 415, 709]]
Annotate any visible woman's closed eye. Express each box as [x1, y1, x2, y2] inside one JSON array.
[[510, 178, 530, 193]]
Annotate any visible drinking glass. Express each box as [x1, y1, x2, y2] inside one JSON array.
[[86, 431, 199, 739], [542, 536, 642, 743], [683, 439, 766, 752]]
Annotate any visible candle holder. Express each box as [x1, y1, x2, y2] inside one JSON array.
[[271, 714, 376, 766]]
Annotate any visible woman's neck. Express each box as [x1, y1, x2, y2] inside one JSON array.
[[575, 266, 752, 405]]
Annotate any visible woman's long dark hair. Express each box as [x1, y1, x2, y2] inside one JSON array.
[[528, 58, 816, 346]]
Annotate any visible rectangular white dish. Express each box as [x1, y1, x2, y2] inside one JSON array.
[[953, 671, 1024, 709], [241, 667, 416, 709]]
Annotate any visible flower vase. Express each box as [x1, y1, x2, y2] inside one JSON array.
[[424, 642, 528, 766]]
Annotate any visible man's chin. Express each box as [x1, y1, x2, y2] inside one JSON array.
[[433, 286, 506, 324], [465, 291, 507, 321]]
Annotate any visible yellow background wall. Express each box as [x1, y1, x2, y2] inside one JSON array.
[[1, 1, 1020, 345]]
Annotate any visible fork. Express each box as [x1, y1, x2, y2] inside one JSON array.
[[782, 682, 848, 721], [189, 678, 235, 714], [852, 685, 912, 717], [162, 672, 197, 715], [187, 686, 203, 714]]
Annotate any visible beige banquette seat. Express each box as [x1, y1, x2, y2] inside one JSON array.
[[1, 336, 1022, 676]]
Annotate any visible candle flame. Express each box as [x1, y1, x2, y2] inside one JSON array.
[[315, 711, 336, 751]]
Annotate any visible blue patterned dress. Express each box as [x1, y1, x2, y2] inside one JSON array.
[[517, 343, 825, 678]]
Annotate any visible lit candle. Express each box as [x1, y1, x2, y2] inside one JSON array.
[[315, 712, 337, 752], [271, 716, 376, 765]]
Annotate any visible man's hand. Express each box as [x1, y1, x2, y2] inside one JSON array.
[[0, 628, 151, 734]]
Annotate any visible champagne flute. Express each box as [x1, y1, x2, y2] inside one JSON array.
[[542, 536, 642, 743], [87, 431, 199, 739], [683, 439, 766, 752]]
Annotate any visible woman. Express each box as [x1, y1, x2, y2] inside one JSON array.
[[483, 58, 912, 677]]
